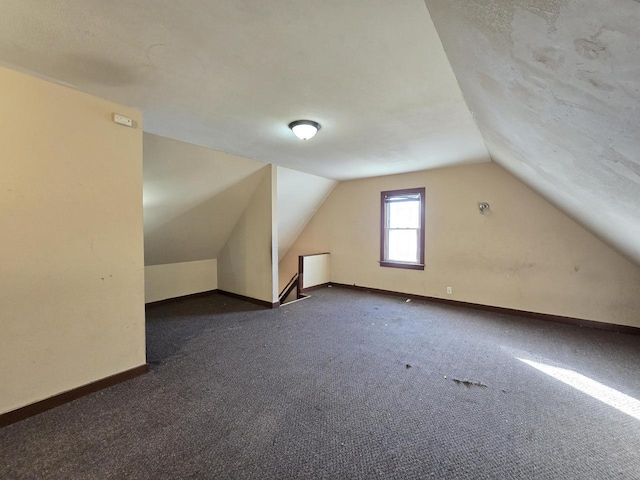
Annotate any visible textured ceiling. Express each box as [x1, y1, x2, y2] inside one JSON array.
[[425, 0, 640, 265], [2, 0, 639, 266], [0, 0, 488, 181]]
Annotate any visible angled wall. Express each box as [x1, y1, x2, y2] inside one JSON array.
[[0, 67, 145, 414], [282, 162, 640, 327], [143, 134, 266, 302], [277, 166, 337, 290], [217, 165, 278, 304], [424, 0, 640, 266], [143, 133, 266, 265]]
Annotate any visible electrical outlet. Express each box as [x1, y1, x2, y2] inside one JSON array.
[[446, 286, 452, 294]]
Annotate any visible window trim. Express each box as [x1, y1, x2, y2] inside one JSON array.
[[379, 187, 425, 270]]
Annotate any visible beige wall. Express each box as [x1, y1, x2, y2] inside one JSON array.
[[145, 260, 217, 303], [281, 162, 640, 327], [301, 254, 331, 290], [0, 67, 145, 414], [217, 165, 278, 303], [425, 0, 640, 267], [143, 133, 266, 266]]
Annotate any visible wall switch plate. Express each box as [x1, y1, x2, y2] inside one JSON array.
[[446, 286, 452, 294], [113, 113, 133, 127]]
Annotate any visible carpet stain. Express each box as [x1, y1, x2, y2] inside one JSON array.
[[452, 378, 488, 388], [406, 364, 412, 369]]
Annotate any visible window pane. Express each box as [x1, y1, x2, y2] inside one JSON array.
[[388, 229, 418, 263], [388, 200, 419, 228]]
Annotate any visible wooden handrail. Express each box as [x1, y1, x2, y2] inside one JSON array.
[[279, 273, 299, 303]]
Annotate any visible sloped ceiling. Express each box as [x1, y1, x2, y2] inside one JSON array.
[[277, 167, 337, 261], [0, 0, 488, 180], [424, 0, 640, 265], [144, 133, 266, 265], [1, 0, 638, 265], [144, 135, 337, 267]]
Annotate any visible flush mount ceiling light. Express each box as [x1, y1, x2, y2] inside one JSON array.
[[288, 120, 321, 140]]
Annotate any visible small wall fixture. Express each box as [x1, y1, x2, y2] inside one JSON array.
[[288, 120, 321, 140], [478, 202, 491, 215]]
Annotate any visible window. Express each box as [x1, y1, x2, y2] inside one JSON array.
[[380, 187, 425, 270]]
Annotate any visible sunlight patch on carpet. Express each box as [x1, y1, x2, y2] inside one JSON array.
[[518, 357, 640, 421]]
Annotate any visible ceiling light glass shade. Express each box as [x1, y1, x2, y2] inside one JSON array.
[[288, 120, 321, 140]]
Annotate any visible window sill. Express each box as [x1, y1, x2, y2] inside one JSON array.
[[379, 261, 424, 271]]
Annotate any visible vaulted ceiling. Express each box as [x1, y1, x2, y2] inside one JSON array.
[[1, 0, 638, 264], [424, 0, 640, 265]]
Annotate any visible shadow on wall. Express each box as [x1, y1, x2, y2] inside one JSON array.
[[144, 168, 268, 266]]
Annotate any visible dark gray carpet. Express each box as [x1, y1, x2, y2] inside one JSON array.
[[2, 286, 640, 479]]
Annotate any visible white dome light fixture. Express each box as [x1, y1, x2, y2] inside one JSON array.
[[288, 120, 321, 140]]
